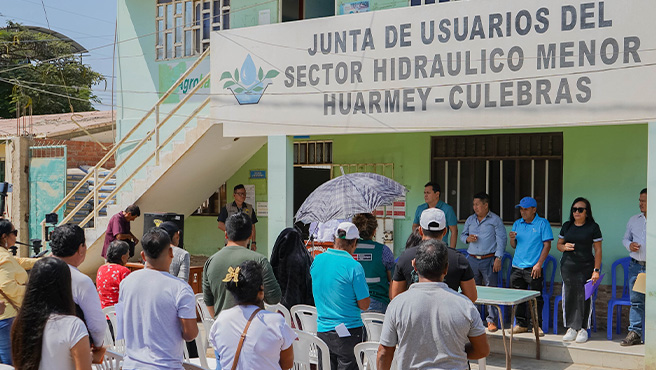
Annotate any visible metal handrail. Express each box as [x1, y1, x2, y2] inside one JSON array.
[[42, 47, 211, 237]]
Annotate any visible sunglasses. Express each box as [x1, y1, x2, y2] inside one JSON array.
[[572, 207, 587, 213], [234, 192, 246, 197], [8, 230, 17, 236]]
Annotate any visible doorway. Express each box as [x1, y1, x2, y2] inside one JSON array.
[[293, 166, 331, 239]]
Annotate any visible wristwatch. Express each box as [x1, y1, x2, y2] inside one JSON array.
[[593, 268, 600, 272]]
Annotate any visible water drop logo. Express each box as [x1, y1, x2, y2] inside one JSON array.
[[220, 55, 279, 105]]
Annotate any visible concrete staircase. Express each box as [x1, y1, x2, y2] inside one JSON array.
[[77, 118, 266, 276]]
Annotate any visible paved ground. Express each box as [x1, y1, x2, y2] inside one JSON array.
[[470, 353, 632, 370]]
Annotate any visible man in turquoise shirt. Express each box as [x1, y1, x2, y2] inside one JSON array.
[[509, 196, 553, 335], [311, 222, 370, 370], [412, 182, 458, 248]]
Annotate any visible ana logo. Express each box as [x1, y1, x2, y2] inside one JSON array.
[[221, 55, 279, 105]]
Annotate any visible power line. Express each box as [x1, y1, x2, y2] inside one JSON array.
[[20, 0, 116, 25], [0, 0, 278, 75]]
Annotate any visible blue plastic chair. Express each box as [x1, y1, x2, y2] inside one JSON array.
[[607, 257, 632, 340], [457, 248, 469, 256], [553, 263, 602, 334], [541, 255, 557, 333]]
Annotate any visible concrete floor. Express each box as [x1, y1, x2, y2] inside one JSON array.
[[471, 353, 636, 370]]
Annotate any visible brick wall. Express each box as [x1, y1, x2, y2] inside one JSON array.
[[34, 139, 115, 169]]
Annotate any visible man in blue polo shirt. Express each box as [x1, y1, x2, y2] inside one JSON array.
[[311, 222, 370, 370], [509, 196, 553, 335], [412, 182, 458, 248]]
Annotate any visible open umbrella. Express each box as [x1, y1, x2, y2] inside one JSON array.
[[295, 172, 407, 224]]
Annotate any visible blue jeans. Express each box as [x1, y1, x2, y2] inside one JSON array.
[[628, 260, 646, 336], [0, 317, 14, 365], [214, 349, 222, 370], [365, 298, 388, 314], [468, 256, 499, 324]]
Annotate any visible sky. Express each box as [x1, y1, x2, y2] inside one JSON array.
[[1, 0, 118, 110]]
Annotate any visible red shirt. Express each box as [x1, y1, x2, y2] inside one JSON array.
[[96, 263, 131, 309]]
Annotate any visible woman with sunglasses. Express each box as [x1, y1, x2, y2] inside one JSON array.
[[0, 219, 37, 364], [557, 197, 602, 343]]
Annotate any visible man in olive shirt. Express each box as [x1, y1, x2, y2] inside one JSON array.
[[203, 213, 281, 317]]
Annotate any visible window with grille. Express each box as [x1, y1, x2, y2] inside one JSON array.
[[156, 0, 230, 60], [431, 133, 563, 224], [294, 141, 333, 165]]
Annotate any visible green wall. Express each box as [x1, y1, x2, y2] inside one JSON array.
[[231, 0, 279, 28], [336, 0, 407, 14], [184, 124, 648, 285]]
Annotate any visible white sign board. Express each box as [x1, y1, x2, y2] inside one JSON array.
[[211, 0, 656, 137]]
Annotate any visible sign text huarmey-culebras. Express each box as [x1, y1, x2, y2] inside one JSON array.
[[282, 2, 642, 115]]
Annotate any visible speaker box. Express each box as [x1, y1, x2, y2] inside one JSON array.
[[143, 213, 185, 249]]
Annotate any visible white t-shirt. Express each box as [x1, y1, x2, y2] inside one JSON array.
[[118, 268, 197, 370], [68, 264, 106, 347], [39, 314, 89, 370], [209, 305, 297, 370]]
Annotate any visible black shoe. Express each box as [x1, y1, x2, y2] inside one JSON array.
[[620, 331, 642, 346]]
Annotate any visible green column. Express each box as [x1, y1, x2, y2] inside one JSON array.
[[267, 135, 294, 258], [645, 122, 656, 368]]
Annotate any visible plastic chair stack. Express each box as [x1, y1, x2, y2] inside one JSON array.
[[607, 257, 632, 340]]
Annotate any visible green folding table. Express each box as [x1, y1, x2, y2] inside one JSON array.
[[475, 286, 541, 370]]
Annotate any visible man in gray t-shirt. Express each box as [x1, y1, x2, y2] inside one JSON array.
[[377, 239, 489, 370]]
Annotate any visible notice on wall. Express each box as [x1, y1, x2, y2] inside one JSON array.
[[211, 0, 656, 137], [256, 202, 268, 217], [245, 184, 256, 206]]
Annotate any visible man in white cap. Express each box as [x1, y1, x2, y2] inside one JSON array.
[[311, 222, 370, 370], [391, 208, 477, 302]]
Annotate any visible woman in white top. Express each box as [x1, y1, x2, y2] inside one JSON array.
[[209, 260, 296, 370], [11, 257, 92, 370]]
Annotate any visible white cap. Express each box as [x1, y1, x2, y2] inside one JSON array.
[[334, 222, 360, 240], [420, 208, 446, 232]]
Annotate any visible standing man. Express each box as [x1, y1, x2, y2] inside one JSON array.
[[412, 182, 458, 248], [311, 222, 370, 370], [377, 239, 489, 370], [621, 188, 647, 346], [102, 204, 140, 259], [217, 184, 258, 251], [509, 196, 553, 335], [50, 224, 106, 357], [119, 228, 198, 369], [392, 208, 477, 303], [460, 192, 507, 332], [204, 213, 280, 318]]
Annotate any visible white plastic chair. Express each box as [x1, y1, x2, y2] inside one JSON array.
[[293, 329, 330, 370], [354, 342, 397, 370], [290, 304, 318, 334], [265, 302, 293, 327], [195, 293, 215, 348], [102, 306, 125, 354], [93, 350, 123, 370], [361, 312, 385, 342]]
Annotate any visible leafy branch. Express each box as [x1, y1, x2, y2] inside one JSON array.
[[220, 67, 280, 94]]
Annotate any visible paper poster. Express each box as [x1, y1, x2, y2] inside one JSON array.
[[256, 201, 268, 217], [245, 184, 255, 206]]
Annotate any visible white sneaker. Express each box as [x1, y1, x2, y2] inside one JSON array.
[[562, 328, 577, 341], [575, 329, 588, 343]]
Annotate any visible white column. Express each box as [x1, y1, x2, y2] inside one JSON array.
[[645, 122, 656, 367], [267, 135, 294, 259]]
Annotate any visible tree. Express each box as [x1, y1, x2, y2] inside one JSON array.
[[0, 21, 105, 118]]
